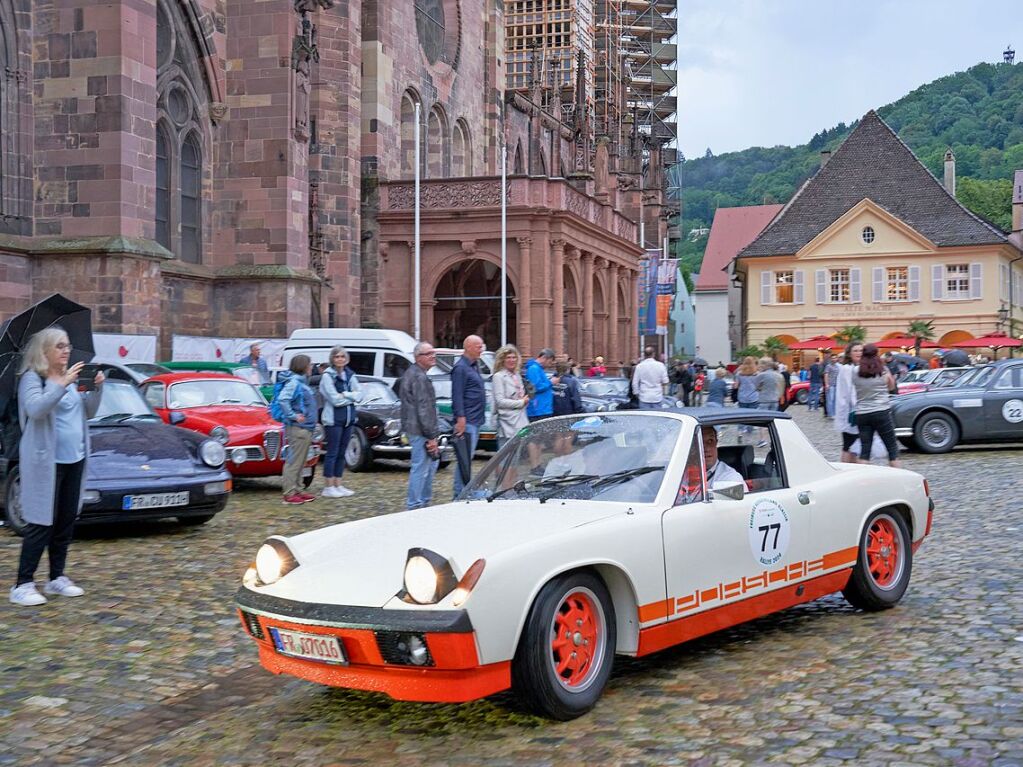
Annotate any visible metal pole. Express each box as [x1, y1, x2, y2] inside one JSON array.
[[414, 102, 421, 341], [501, 142, 507, 347]]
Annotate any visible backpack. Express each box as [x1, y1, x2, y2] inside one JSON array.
[[269, 376, 289, 422]]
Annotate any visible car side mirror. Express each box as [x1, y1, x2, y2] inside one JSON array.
[[709, 481, 745, 501], [169, 411, 186, 425]]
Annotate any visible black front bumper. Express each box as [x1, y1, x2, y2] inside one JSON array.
[[77, 477, 231, 525], [235, 586, 473, 633]]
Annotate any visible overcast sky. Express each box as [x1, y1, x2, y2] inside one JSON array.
[[677, 0, 1019, 158]]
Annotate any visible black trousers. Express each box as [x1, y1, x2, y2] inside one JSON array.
[[16, 460, 84, 586], [854, 409, 900, 461]]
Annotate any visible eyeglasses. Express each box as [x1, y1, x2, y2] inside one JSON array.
[[55, 343, 73, 351]]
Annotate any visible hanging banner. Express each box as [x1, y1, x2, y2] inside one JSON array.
[[171, 336, 288, 367], [637, 251, 660, 336], [94, 333, 158, 363], [656, 259, 679, 296]]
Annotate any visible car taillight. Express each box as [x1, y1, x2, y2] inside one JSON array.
[[923, 479, 930, 497]]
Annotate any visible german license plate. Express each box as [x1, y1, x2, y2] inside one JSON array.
[[122, 491, 190, 510], [269, 627, 347, 664]]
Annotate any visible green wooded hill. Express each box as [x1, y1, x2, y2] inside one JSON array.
[[674, 60, 1023, 272]]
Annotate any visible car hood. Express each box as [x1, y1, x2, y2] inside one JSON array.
[[88, 421, 200, 479], [176, 406, 274, 429], [260, 500, 625, 608]]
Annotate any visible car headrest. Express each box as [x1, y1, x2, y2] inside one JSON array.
[[717, 444, 754, 474]]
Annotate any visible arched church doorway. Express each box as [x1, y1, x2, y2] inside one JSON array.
[[433, 259, 516, 352]]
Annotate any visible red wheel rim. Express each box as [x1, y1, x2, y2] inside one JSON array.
[[866, 515, 903, 589], [549, 589, 604, 690]]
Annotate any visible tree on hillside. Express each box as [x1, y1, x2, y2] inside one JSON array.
[[907, 320, 936, 357], [957, 177, 1013, 231], [834, 325, 868, 345]]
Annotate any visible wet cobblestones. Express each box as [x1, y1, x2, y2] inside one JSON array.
[[1, 408, 1021, 766]]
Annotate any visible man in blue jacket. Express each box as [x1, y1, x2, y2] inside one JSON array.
[[524, 348, 558, 422], [450, 334, 486, 497]]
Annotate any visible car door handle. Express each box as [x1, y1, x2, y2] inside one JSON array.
[[797, 491, 812, 505]]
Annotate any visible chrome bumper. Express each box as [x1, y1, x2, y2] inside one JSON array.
[[894, 427, 913, 437]]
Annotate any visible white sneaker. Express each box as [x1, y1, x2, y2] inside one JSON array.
[[44, 576, 84, 598], [10, 582, 47, 606], [321, 486, 339, 498], [335, 485, 355, 497]]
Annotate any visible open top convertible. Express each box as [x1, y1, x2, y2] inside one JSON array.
[[236, 409, 932, 719]]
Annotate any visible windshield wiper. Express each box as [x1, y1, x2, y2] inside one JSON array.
[[487, 473, 599, 502], [94, 413, 133, 423], [538, 465, 666, 502], [217, 398, 243, 404]]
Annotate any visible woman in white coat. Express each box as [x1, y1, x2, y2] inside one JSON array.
[[491, 345, 530, 450], [11, 327, 103, 607], [833, 342, 864, 463]]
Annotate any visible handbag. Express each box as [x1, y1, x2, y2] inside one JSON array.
[[848, 410, 857, 427]]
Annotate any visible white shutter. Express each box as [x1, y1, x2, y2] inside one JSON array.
[[760, 271, 772, 305], [872, 267, 884, 303], [932, 264, 944, 300], [970, 262, 983, 299], [850, 268, 862, 303], [1001, 263, 1010, 303], [908, 266, 921, 302], [815, 269, 827, 304], [793, 270, 805, 304]]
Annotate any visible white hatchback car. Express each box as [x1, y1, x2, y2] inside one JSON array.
[[236, 409, 932, 719]]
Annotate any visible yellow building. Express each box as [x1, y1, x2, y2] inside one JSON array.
[[734, 111, 1023, 354]]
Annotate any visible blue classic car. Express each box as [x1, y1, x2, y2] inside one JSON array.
[[1, 380, 232, 535]]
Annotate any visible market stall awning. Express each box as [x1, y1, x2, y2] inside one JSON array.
[[873, 335, 939, 350], [950, 332, 1023, 348], [787, 335, 841, 350]]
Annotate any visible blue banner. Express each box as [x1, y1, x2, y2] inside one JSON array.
[[637, 252, 660, 335]]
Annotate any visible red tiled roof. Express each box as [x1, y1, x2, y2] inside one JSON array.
[[694, 204, 783, 291]]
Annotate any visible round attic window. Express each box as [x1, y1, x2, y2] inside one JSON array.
[[861, 226, 875, 245]]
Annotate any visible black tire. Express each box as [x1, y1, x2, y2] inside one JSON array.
[[795, 389, 808, 405], [3, 465, 26, 536], [437, 460, 451, 471], [842, 508, 913, 611], [344, 428, 373, 472], [913, 411, 959, 454], [897, 437, 919, 451], [512, 571, 616, 720], [177, 514, 215, 526]]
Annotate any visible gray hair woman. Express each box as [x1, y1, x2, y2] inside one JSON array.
[[319, 345, 363, 498], [491, 344, 529, 449], [11, 326, 104, 607]]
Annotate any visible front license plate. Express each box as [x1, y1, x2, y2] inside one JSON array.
[[122, 491, 190, 510], [269, 627, 347, 665]]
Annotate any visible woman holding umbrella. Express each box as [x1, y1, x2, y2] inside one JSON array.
[[10, 327, 103, 606]]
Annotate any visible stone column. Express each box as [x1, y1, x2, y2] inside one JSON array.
[[608, 262, 619, 369], [517, 236, 533, 353], [628, 268, 640, 362], [551, 238, 566, 353], [581, 251, 595, 363]]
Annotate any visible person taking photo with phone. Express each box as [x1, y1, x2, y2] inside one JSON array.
[[10, 327, 104, 607]]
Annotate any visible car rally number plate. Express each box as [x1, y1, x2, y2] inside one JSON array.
[[269, 627, 347, 665], [122, 491, 190, 510]]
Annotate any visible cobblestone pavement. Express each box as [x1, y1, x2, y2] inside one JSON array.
[[1, 407, 1022, 767]]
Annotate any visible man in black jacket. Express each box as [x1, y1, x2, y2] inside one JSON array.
[[400, 341, 441, 510], [552, 361, 583, 416]]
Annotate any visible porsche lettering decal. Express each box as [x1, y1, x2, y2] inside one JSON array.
[[637, 545, 859, 624]]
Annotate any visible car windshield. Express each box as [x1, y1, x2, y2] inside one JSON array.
[[579, 378, 630, 398], [229, 367, 264, 386], [463, 414, 681, 504], [942, 366, 989, 388], [168, 380, 266, 408], [90, 381, 162, 422], [360, 381, 398, 405], [901, 370, 934, 384], [126, 363, 170, 377]]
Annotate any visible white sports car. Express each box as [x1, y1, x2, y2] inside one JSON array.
[[236, 409, 933, 719]]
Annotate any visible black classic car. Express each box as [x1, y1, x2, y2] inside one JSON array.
[[341, 377, 454, 472], [892, 359, 1023, 453], [1, 380, 232, 535]]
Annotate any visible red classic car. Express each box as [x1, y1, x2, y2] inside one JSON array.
[[141, 373, 320, 484]]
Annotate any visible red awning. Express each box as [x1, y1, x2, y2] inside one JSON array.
[[873, 336, 939, 350], [787, 335, 841, 350], [950, 333, 1023, 348]]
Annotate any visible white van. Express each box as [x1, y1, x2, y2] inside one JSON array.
[[282, 329, 421, 388]]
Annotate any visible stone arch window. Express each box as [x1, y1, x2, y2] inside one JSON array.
[[427, 106, 448, 178], [451, 119, 471, 177], [399, 89, 422, 179], [0, 0, 29, 232], [513, 141, 525, 174], [156, 0, 210, 263]]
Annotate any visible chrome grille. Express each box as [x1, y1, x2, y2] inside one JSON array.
[[264, 430, 282, 461], [243, 446, 264, 461]]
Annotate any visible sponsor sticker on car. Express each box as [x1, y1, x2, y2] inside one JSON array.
[[1002, 399, 1023, 424], [122, 491, 190, 510], [748, 498, 791, 566], [269, 627, 347, 665]]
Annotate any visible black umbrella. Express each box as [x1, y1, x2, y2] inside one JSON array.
[[451, 432, 474, 493], [892, 353, 926, 369], [941, 349, 970, 367], [0, 293, 95, 415], [691, 357, 708, 367]]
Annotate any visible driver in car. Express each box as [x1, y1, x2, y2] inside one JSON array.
[[702, 426, 743, 489]]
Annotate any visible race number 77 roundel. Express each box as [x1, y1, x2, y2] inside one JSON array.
[[747, 498, 791, 566]]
